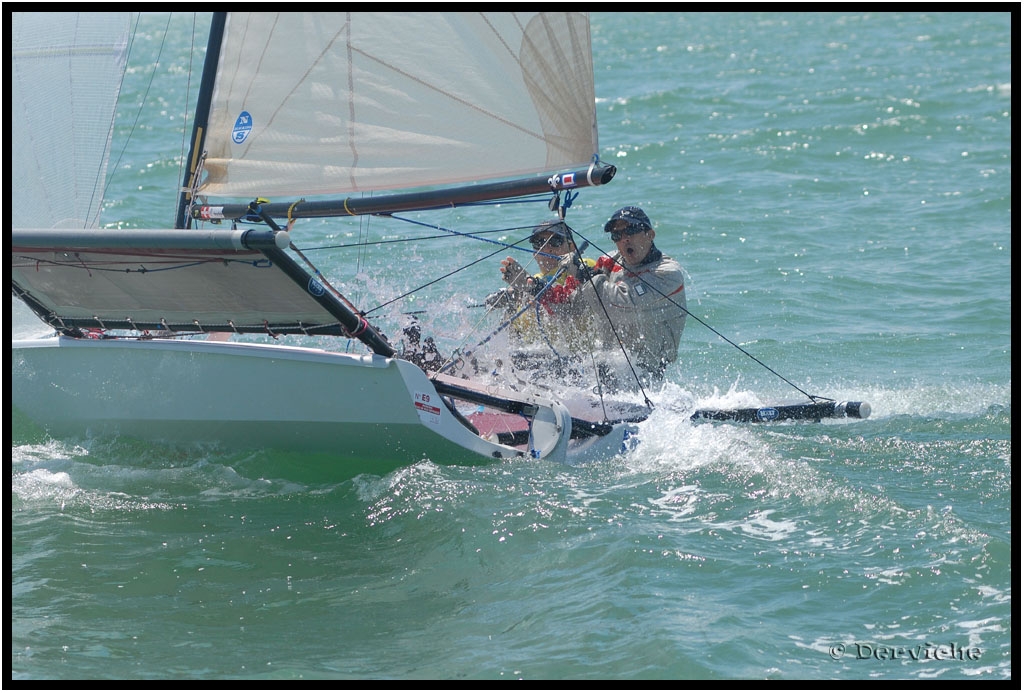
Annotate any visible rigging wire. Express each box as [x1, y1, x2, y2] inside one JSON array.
[[178, 13, 201, 226], [344, 220, 543, 316], [569, 230, 826, 403], [102, 13, 176, 226], [287, 209, 653, 406], [13, 254, 271, 274], [250, 196, 825, 405], [570, 240, 654, 406], [247, 203, 366, 318]]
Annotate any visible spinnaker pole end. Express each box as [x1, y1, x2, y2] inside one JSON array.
[[841, 401, 871, 419]]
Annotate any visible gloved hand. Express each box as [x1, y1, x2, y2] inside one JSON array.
[[556, 252, 593, 282], [484, 288, 513, 308], [500, 256, 533, 294], [594, 255, 621, 276]]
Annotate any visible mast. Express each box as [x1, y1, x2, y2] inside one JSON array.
[[175, 12, 228, 230]]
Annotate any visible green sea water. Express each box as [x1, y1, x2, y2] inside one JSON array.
[[10, 12, 1013, 680]]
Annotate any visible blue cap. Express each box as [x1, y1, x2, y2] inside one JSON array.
[[604, 206, 652, 234], [531, 220, 570, 240]]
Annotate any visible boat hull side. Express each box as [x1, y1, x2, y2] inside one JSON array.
[[11, 336, 566, 474]]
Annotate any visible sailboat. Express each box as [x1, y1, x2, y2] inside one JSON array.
[[11, 12, 868, 478]]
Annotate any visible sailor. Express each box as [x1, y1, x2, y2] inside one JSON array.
[[486, 220, 596, 346], [567, 206, 686, 385]]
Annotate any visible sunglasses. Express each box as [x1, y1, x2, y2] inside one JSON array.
[[530, 235, 566, 250], [605, 219, 649, 242], [609, 227, 648, 243]]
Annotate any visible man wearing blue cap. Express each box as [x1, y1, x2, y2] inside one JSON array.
[[571, 206, 686, 383]]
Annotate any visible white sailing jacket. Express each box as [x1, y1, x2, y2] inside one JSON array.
[[575, 247, 686, 378]]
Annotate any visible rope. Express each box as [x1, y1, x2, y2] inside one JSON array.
[[223, 192, 823, 406], [344, 317, 370, 338], [570, 230, 825, 404], [569, 247, 653, 408]]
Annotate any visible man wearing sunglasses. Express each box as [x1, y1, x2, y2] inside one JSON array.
[[571, 206, 686, 384]]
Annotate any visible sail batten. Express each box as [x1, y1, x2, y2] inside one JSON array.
[[198, 12, 598, 200]]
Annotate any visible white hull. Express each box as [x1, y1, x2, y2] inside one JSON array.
[[12, 336, 634, 477]]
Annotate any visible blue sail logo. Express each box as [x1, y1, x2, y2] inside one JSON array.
[[232, 111, 252, 144], [308, 277, 326, 297]]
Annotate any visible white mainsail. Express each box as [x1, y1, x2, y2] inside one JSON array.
[[11, 12, 131, 229], [12, 12, 605, 342], [199, 12, 598, 199], [11, 12, 132, 336]]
